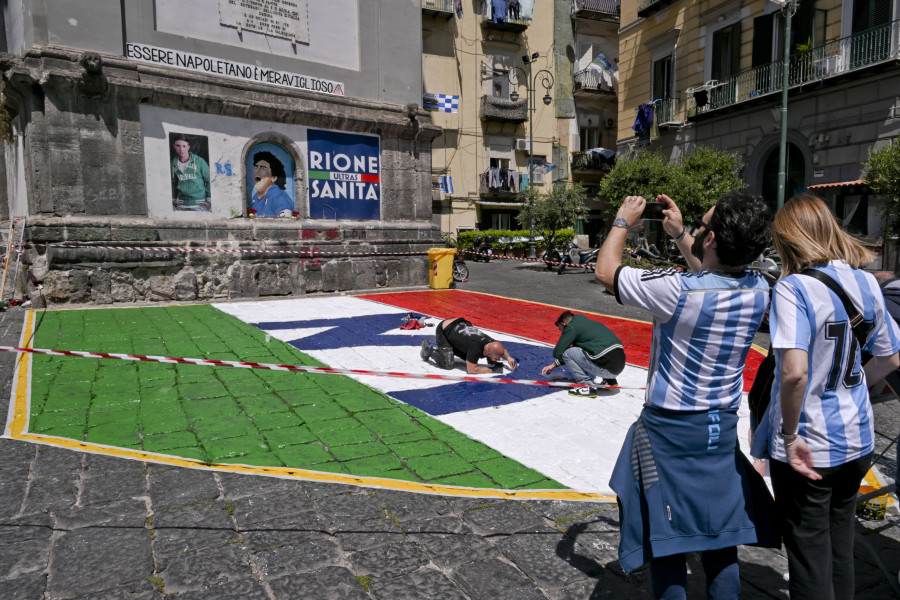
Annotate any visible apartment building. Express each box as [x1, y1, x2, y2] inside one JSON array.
[[567, 0, 620, 245], [618, 0, 900, 258], [422, 0, 558, 236]]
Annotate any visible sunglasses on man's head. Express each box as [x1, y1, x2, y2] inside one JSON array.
[[694, 218, 712, 232]]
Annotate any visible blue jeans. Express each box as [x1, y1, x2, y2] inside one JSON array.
[[650, 548, 740, 600], [561, 346, 616, 383]]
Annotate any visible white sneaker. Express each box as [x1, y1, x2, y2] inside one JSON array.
[[568, 386, 599, 398]]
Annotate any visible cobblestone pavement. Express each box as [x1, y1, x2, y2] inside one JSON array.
[[2, 262, 900, 598]]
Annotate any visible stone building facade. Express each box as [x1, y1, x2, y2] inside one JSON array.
[[616, 0, 900, 270], [0, 0, 441, 305]]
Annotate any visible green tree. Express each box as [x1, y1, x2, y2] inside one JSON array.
[[597, 146, 744, 225], [516, 183, 588, 254], [674, 145, 744, 219], [862, 140, 900, 237]]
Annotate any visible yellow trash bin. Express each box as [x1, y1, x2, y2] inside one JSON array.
[[427, 248, 457, 289]]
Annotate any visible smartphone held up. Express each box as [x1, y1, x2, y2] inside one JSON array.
[[640, 201, 666, 220]]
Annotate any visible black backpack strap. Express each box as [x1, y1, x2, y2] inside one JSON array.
[[800, 268, 869, 349]]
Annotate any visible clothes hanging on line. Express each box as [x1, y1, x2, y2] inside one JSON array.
[[633, 103, 654, 133], [507, 0, 520, 19], [488, 168, 502, 188], [519, 0, 534, 19], [506, 169, 517, 191], [633, 103, 654, 147], [491, 0, 508, 23]]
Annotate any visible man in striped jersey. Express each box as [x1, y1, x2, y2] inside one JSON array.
[[595, 192, 778, 600]]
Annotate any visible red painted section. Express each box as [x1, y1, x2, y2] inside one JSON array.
[[358, 289, 765, 391], [302, 230, 317, 240]]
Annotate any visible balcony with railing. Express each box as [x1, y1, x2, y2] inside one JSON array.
[[480, 0, 530, 32], [655, 98, 681, 126], [422, 0, 455, 18], [686, 20, 900, 118], [573, 68, 616, 98], [479, 169, 521, 196], [480, 95, 528, 123], [572, 0, 620, 21], [571, 151, 614, 173], [637, 0, 675, 18]]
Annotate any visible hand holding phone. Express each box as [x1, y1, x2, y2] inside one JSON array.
[[641, 201, 666, 220]]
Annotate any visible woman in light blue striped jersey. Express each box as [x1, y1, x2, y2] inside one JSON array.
[[759, 194, 900, 600]]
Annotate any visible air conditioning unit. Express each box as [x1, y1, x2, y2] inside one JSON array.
[[515, 139, 531, 151], [532, 171, 544, 185]]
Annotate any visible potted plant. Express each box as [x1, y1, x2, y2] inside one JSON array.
[[248, 208, 257, 219], [291, 210, 300, 221]]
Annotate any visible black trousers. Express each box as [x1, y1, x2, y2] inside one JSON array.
[[770, 453, 871, 600], [432, 318, 462, 370]]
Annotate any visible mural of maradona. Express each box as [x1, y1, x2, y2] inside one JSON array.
[[248, 144, 295, 217]]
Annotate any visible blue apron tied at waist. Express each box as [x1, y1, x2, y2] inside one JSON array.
[[610, 406, 780, 572]]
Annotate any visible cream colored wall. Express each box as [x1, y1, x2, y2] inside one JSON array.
[[617, 0, 853, 147], [423, 1, 557, 234], [617, 3, 694, 143]]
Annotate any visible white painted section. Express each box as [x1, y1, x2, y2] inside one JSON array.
[[6, 128, 29, 218], [155, 0, 360, 72], [140, 105, 310, 220], [4, 0, 28, 55], [214, 296, 755, 494]]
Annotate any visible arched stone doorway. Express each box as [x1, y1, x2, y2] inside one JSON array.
[[241, 133, 308, 219]]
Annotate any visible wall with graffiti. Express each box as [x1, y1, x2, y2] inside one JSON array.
[[142, 106, 381, 221]]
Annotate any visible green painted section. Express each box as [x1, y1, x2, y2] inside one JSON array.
[[28, 305, 565, 490]]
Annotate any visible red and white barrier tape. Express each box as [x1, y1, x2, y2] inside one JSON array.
[[460, 249, 593, 270], [21, 243, 671, 270], [24, 243, 424, 258], [0, 345, 623, 390]]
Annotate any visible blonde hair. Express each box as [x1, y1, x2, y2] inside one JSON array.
[[773, 194, 875, 276]]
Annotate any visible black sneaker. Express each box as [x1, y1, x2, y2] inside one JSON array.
[[601, 378, 619, 387], [420, 340, 432, 361], [568, 386, 599, 398]]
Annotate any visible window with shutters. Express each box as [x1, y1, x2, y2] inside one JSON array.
[[652, 55, 674, 101], [711, 22, 741, 81], [851, 0, 892, 67]]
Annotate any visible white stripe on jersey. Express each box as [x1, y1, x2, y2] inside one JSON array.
[[766, 260, 900, 467], [617, 267, 769, 411]]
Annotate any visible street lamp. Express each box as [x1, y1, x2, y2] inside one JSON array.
[[773, 0, 799, 210], [509, 53, 553, 259]]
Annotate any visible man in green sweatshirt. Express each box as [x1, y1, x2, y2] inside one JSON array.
[[541, 310, 625, 397], [171, 134, 211, 211]]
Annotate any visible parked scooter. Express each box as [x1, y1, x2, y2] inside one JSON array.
[[452, 257, 469, 282], [557, 241, 599, 274], [470, 235, 494, 262], [544, 242, 567, 270]]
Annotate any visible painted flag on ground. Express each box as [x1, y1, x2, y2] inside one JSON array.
[[423, 93, 459, 113]]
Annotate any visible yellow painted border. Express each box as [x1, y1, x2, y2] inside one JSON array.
[[5, 309, 615, 502]]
